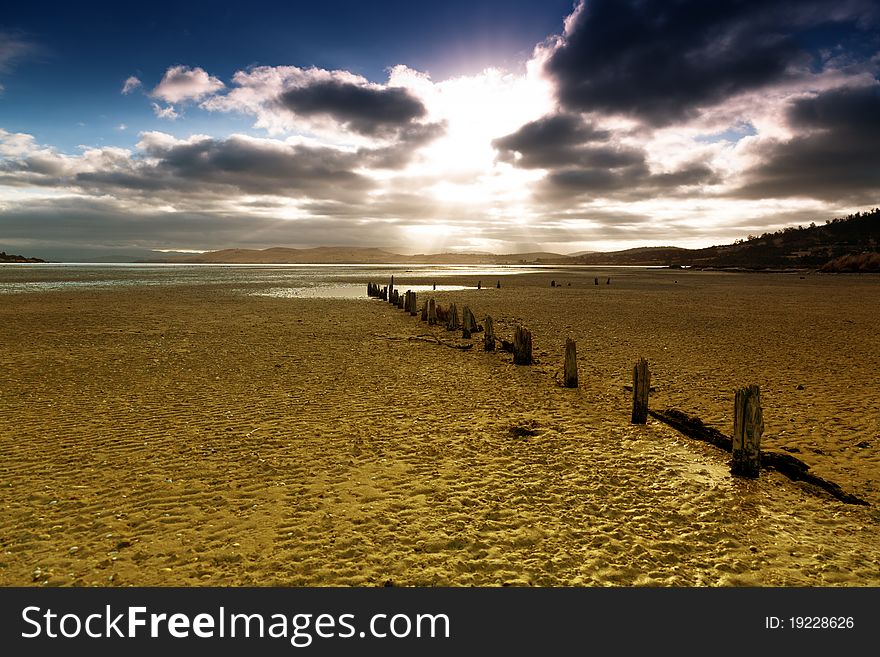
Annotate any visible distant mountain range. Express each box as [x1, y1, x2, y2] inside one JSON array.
[[7, 208, 878, 270], [155, 208, 879, 270], [157, 246, 570, 265]]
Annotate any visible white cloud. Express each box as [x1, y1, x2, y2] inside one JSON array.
[[151, 103, 179, 120], [202, 65, 389, 140], [151, 65, 224, 103], [0, 128, 37, 157], [121, 76, 142, 94]]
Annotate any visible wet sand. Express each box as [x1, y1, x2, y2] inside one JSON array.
[[1, 268, 879, 586]]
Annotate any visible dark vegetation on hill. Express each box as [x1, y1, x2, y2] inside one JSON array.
[[0, 251, 45, 263], [819, 251, 880, 273], [572, 208, 880, 269]]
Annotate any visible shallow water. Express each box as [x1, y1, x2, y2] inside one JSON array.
[[0, 262, 657, 295]]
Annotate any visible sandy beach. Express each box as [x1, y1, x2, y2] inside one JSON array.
[[1, 267, 879, 586]]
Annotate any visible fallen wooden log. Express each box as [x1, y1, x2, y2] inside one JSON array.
[[648, 408, 868, 505], [648, 409, 731, 451]]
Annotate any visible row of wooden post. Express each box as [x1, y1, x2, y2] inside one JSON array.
[[368, 277, 763, 479], [367, 279, 532, 363]]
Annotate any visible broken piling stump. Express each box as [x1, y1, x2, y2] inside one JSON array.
[[513, 325, 532, 365], [420, 299, 428, 321], [461, 306, 477, 338], [484, 315, 495, 351], [631, 357, 650, 424], [428, 298, 437, 325], [732, 385, 763, 478], [564, 338, 578, 388], [446, 303, 459, 331]]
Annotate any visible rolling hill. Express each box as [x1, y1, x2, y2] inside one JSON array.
[[151, 208, 880, 269]]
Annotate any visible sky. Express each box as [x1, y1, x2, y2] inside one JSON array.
[[1, 0, 878, 260]]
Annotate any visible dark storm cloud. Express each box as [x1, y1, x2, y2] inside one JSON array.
[[1, 122, 445, 205], [545, 0, 879, 125], [493, 113, 718, 202], [145, 136, 371, 196], [358, 121, 447, 169], [0, 135, 376, 202], [735, 84, 880, 201], [492, 114, 645, 168], [535, 163, 719, 204], [537, 160, 717, 203], [278, 79, 427, 136]]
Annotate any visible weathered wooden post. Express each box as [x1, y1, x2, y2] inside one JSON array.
[[513, 325, 532, 365], [446, 303, 459, 331], [496, 280, 501, 289], [381, 286, 387, 301], [461, 306, 477, 338], [732, 385, 763, 478], [420, 299, 428, 321], [398, 292, 405, 309], [428, 298, 437, 325], [631, 357, 650, 424], [564, 338, 578, 388], [484, 315, 495, 351], [409, 291, 417, 316], [389, 275, 394, 296], [594, 277, 599, 286], [477, 280, 481, 290]]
